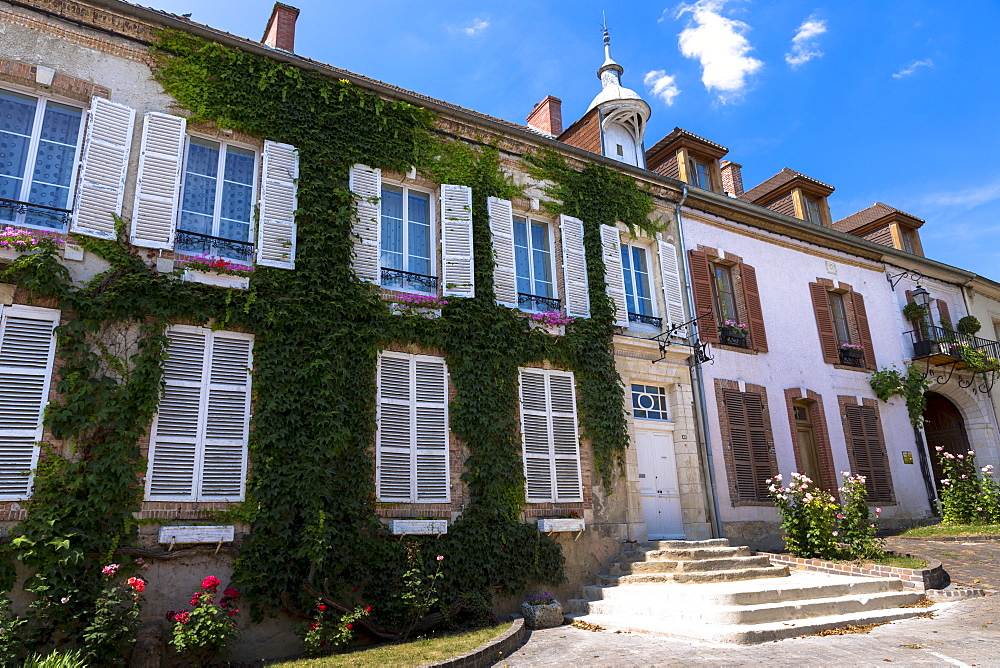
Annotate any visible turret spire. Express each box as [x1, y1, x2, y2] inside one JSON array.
[[598, 17, 624, 84]]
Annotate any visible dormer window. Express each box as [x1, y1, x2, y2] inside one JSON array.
[[804, 195, 823, 225], [689, 156, 713, 190]]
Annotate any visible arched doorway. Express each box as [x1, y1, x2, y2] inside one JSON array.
[[924, 392, 970, 487]]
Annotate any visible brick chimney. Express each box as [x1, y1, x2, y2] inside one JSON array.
[[720, 160, 744, 198], [262, 3, 299, 53], [526, 96, 563, 136]]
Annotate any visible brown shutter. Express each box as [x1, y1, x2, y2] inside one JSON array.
[[937, 299, 952, 330], [724, 389, 772, 501], [688, 250, 720, 344], [739, 263, 768, 352], [809, 283, 839, 364], [724, 389, 756, 500], [904, 290, 914, 304], [845, 404, 893, 503], [851, 291, 877, 370]]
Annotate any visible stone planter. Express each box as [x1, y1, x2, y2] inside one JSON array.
[[528, 320, 565, 336], [390, 306, 441, 319], [183, 269, 250, 290], [389, 519, 448, 535], [520, 600, 563, 629], [537, 518, 585, 532], [0, 246, 25, 261]]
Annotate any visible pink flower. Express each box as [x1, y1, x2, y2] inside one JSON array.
[[836, 513, 845, 519], [202, 576, 221, 592], [191, 596, 200, 606], [968, 450, 975, 456], [961, 475, 968, 480], [935, 446, 944, 452], [436, 555, 445, 561], [958, 454, 965, 459], [875, 508, 882, 516], [173, 610, 190, 624], [102, 564, 120, 577], [224, 586, 239, 599]]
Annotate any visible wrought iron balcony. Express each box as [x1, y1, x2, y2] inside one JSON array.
[[719, 325, 751, 349], [176, 230, 254, 263], [838, 347, 866, 368], [628, 312, 662, 328], [906, 324, 1000, 392], [381, 267, 438, 293], [518, 292, 561, 312], [0, 197, 72, 230]]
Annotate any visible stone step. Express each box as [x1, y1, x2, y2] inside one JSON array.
[[598, 565, 790, 586], [564, 605, 935, 645], [569, 589, 921, 625], [580, 575, 904, 606], [638, 538, 731, 550], [622, 546, 751, 562], [610, 554, 772, 576]]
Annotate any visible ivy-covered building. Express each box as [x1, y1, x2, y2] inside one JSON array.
[[2, 0, 999, 661]]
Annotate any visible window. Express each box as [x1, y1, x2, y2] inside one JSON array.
[[621, 244, 656, 324], [519, 368, 583, 503], [631, 384, 670, 421], [176, 137, 257, 262], [720, 387, 776, 503], [900, 228, 915, 254], [145, 326, 253, 502], [828, 293, 851, 347], [804, 196, 822, 225], [993, 319, 1000, 343], [711, 263, 738, 324], [381, 185, 434, 293], [513, 216, 556, 311], [0, 304, 59, 500], [842, 403, 894, 504], [688, 157, 712, 190], [376, 351, 449, 502], [0, 89, 83, 231]]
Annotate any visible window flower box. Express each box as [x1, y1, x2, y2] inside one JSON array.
[[527, 311, 573, 336], [390, 519, 448, 535], [178, 255, 253, 290], [528, 320, 565, 336], [840, 345, 864, 359], [537, 518, 585, 532], [387, 293, 447, 319], [0, 226, 64, 260]]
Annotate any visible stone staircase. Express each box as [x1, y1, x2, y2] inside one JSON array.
[[567, 539, 929, 644]]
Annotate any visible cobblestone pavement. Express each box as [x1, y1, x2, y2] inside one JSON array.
[[502, 595, 1000, 666], [886, 537, 1000, 591], [502, 539, 1000, 666]]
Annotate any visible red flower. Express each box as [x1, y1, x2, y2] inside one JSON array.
[[365, 606, 372, 613], [352, 585, 359, 592], [190, 596, 200, 607], [309, 622, 319, 630], [174, 611, 190, 625], [318, 604, 326, 611], [228, 608, 239, 617], [126, 577, 146, 593], [320, 640, 327, 647], [346, 623, 353, 630], [202, 576, 221, 592], [223, 586, 239, 598]]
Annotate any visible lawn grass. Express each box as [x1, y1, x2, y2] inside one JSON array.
[[274, 621, 512, 668], [897, 522, 1000, 538]]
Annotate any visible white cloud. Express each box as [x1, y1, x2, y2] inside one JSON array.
[[893, 59, 933, 78], [920, 180, 1000, 210], [644, 70, 681, 105], [674, 0, 763, 102], [462, 18, 489, 37], [785, 16, 826, 67]]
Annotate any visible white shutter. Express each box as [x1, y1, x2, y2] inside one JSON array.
[[488, 197, 517, 308], [146, 327, 252, 502], [0, 305, 59, 500], [519, 368, 582, 503], [147, 328, 206, 500], [658, 238, 687, 336], [200, 333, 252, 500], [256, 140, 298, 269], [349, 163, 381, 284], [377, 352, 449, 503], [601, 225, 629, 327], [71, 96, 136, 240], [440, 184, 474, 298], [130, 112, 186, 249], [559, 214, 590, 319]]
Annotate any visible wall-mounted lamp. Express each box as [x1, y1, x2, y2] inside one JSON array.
[[911, 284, 931, 308], [886, 269, 922, 291]]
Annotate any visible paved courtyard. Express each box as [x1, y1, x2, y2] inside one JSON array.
[[502, 538, 1000, 667]]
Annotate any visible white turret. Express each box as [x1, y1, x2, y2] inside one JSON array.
[[588, 25, 650, 168]]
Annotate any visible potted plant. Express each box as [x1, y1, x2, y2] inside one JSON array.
[[839, 343, 864, 361], [0, 226, 63, 260], [719, 319, 749, 344], [178, 254, 254, 289], [527, 311, 574, 336], [902, 302, 929, 323], [957, 315, 982, 337], [520, 591, 563, 629], [387, 293, 448, 318]]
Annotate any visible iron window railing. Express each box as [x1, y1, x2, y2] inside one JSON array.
[[0, 198, 72, 231], [518, 292, 561, 312], [906, 325, 1000, 364], [628, 312, 662, 328], [176, 230, 255, 263], [381, 267, 438, 293]]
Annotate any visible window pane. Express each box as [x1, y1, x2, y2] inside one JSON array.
[[805, 197, 822, 224], [530, 222, 552, 297], [39, 102, 82, 146], [713, 264, 738, 322], [406, 191, 430, 276], [829, 293, 851, 346], [621, 245, 636, 314], [380, 186, 403, 271], [0, 90, 37, 199], [513, 217, 531, 294], [631, 247, 652, 315], [181, 139, 220, 234]]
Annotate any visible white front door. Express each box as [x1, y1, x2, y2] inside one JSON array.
[[635, 427, 684, 539]]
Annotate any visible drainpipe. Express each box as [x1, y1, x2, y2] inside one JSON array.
[[673, 185, 724, 538], [912, 425, 938, 517]]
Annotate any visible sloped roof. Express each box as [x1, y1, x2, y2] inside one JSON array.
[[646, 127, 729, 157], [833, 202, 925, 233], [739, 167, 834, 203]]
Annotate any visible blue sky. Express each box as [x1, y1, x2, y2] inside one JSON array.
[[148, 0, 1000, 278]]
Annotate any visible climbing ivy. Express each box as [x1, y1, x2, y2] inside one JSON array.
[[1, 29, 657, 651], [869, 364, 932, 426]]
